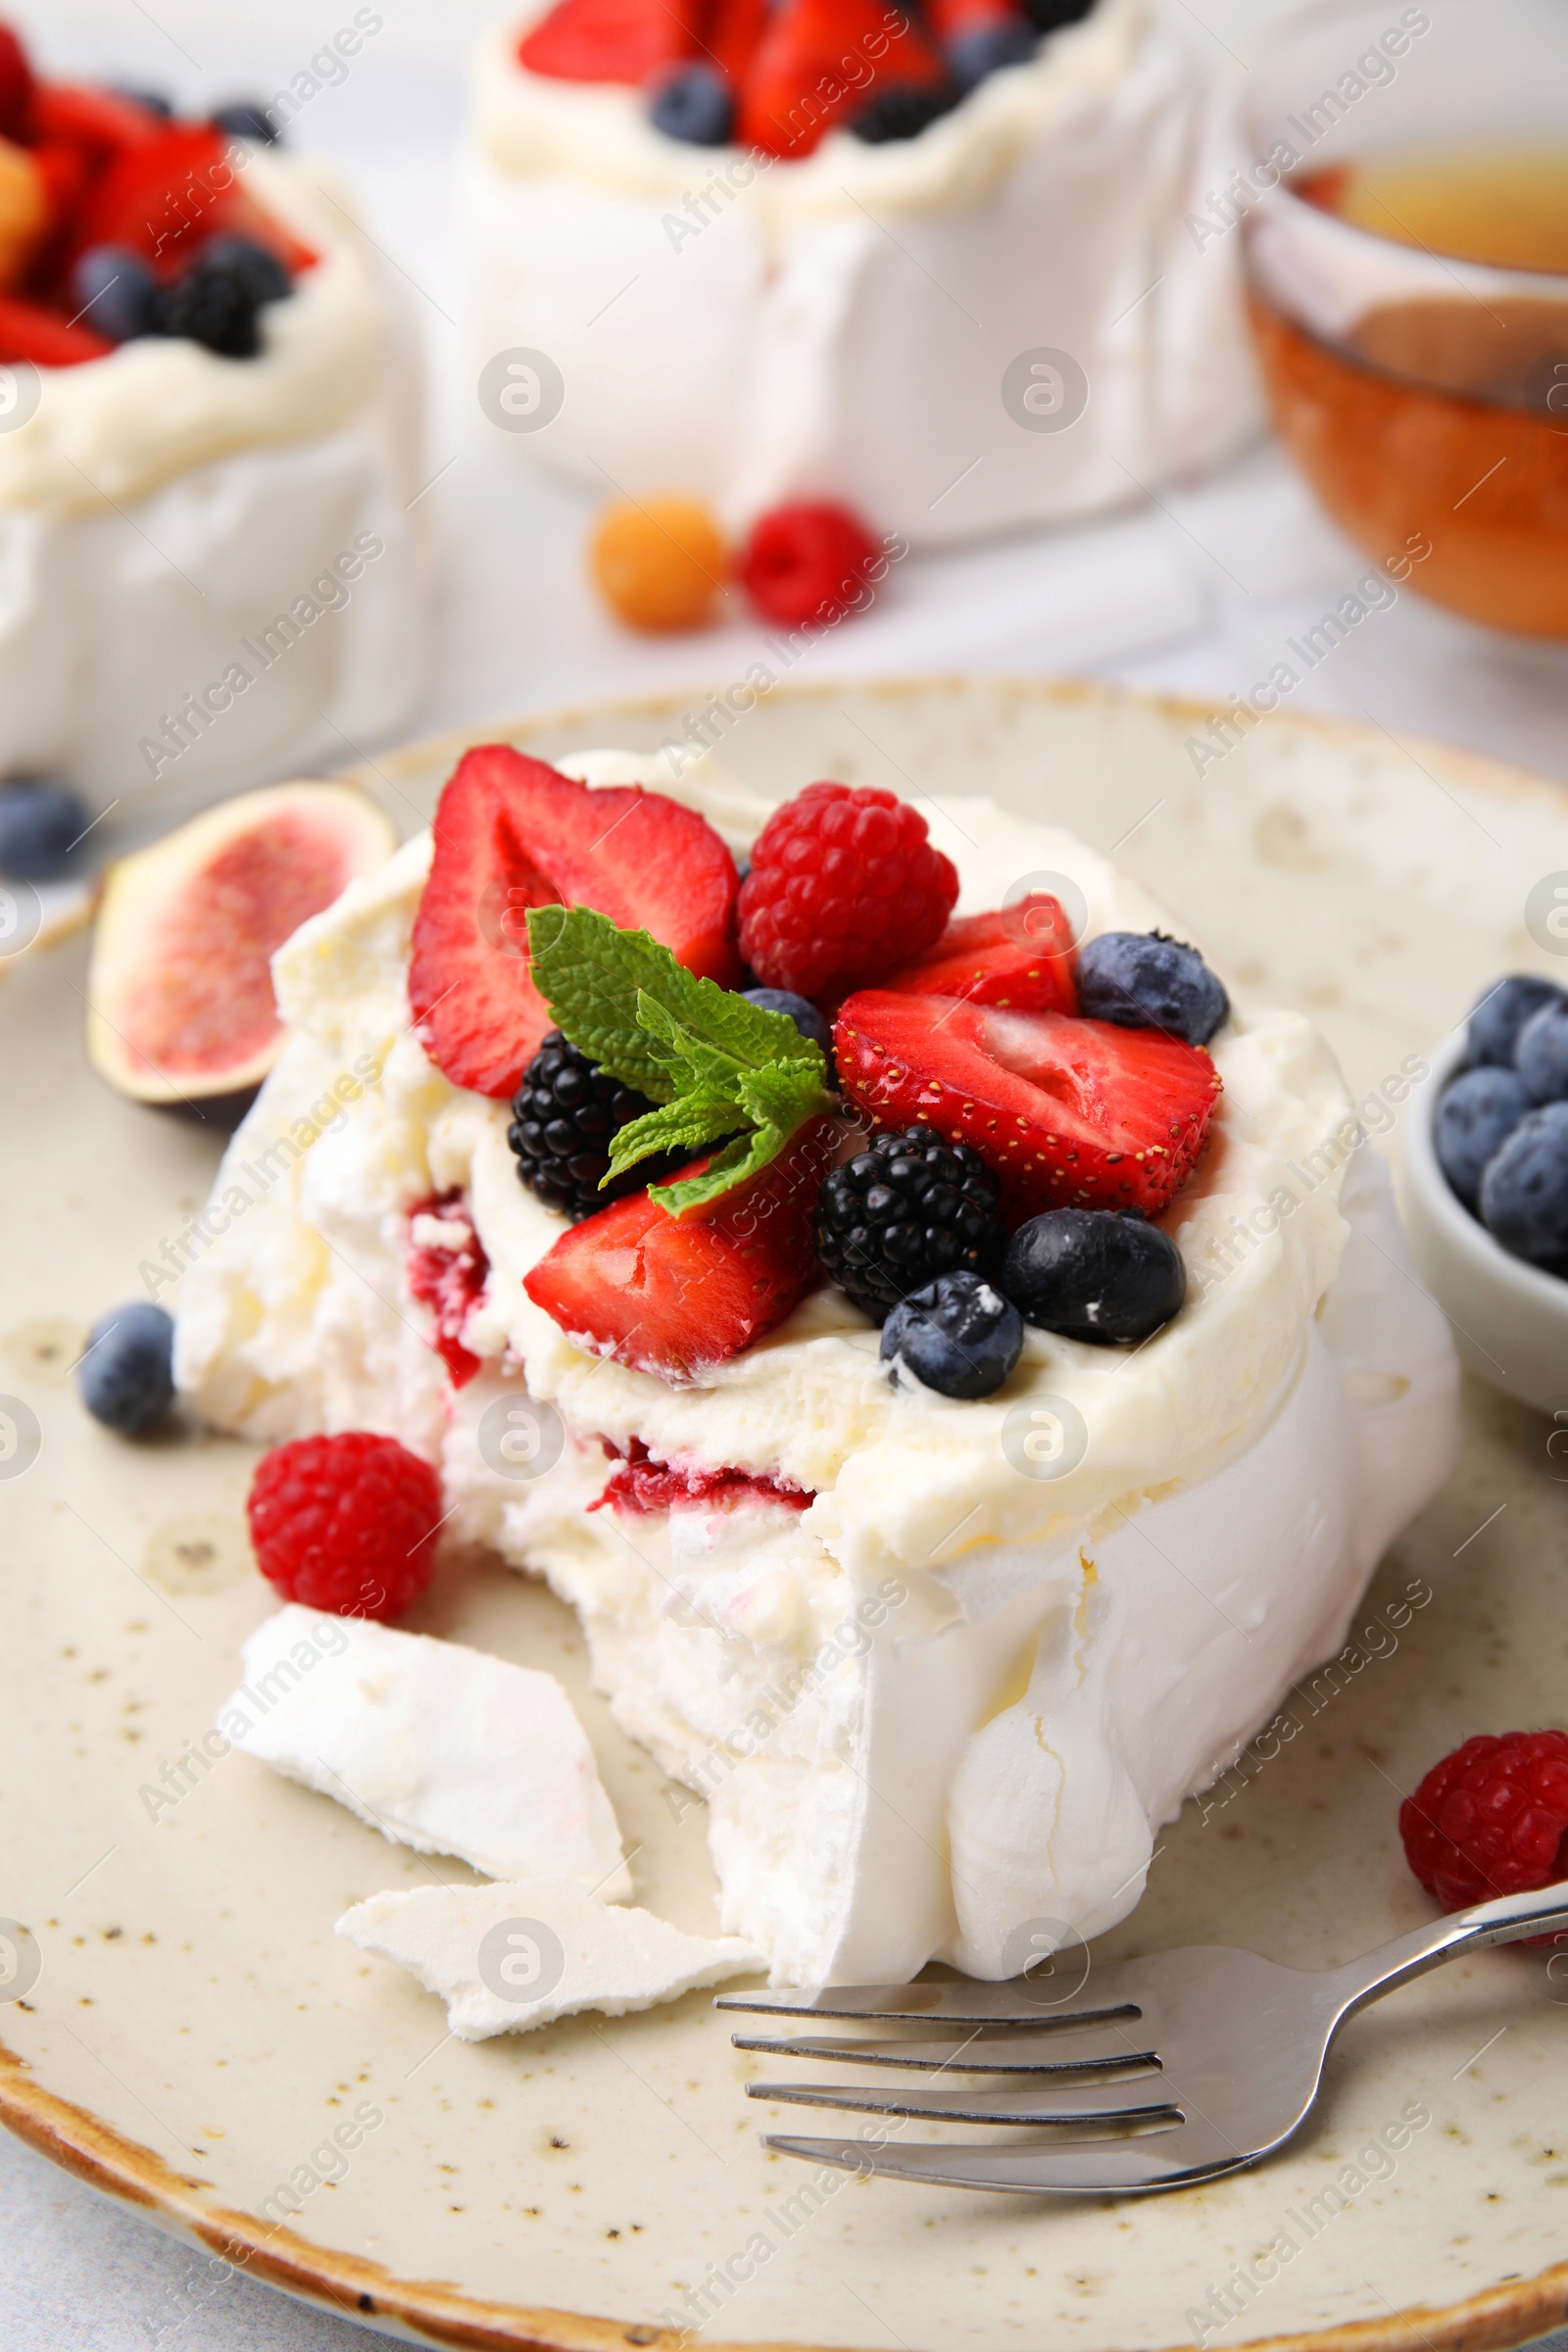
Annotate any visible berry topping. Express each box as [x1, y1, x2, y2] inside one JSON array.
[[593, 1435, 812, 1514], [947, 21, 1040, 88], [650, 64, 736, 146], [1000, 1206, 1186, 1345], [739, 502, 881, 628], [742, 986, 832, 1054], [509, 1031, 674, 1222], [738, 0, 949, 158], [77, 1302, 175, 1436], [1478, 1102, 1568, 1268], [881, 897, 1078, 1015], [247, 1432, 444, 1623], [737, 781, 958, 1001], [1466, 974, 1564, 1068], [0, 776, 89, 880], [814, 1123, 1006, 1321], [882, 1271, 1023, 1399], [1434, 1066, 1533, 1208], [211, 99, 282, 144], [834, 992, 1221, 1221], [1515, 999, 1568, 1102], [849, 83, 959, 142], [0, 25, 35, 141], [158, 233, 291, 358], [591, 494, 726, 632], [408, 748, 742, 1102], [406, 1190, 491, 1388], [116, 85, 174, 119], [1019, 0, 1096, 24], [1400, 1731, 1568, 1912], [710, 0, 771, 83], [520, 0, 701, 85], [69, 242, 160, 341], [1075, 930, 1229, 1048], [522, 1115, 837, 1383]]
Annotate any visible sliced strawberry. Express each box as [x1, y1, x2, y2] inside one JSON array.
[[738, 0, 949, 159], [0, 291, 112, 365], [926, 0, 1030, 31], [28, 81, 169, 164], [519, 0, 702, 83], [523, 1118, 836, 1383], [409, 746, 742, 1102], [881, 897, 1078, 1016], [834, 993, 1220, 1220], [708, 0, 771, 83]]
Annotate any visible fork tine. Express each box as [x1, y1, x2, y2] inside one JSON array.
[[747, 2077, 1176, 2127], [762, 2133, 1247, 2197], [728, 2028, 1158, 2074], [714, 1983, 1142, 2028]]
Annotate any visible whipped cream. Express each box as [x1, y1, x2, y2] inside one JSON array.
[[176, 751, 1460, 1983], [462, 4, 1261, 543], [337, 1880, 761, 2039], [223, 1605, 630, 1895]]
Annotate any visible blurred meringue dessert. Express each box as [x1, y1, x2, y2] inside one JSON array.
[[463, 0, 1260, 546], [0, 16, 430, 823]]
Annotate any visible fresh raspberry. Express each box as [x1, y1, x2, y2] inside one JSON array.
[[247, 1433, 443, 1623], [1400, 1731, 1568, 1917], [738, 782, 958, 999], [739, 503, 882, 627]]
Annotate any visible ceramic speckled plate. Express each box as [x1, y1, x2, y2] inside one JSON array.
[[5, 677, 1568, 2352]]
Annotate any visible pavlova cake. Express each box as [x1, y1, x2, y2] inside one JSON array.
[[463, 0, 1259, 546], [0, 20, 428, 821], [173, 745, 1458, 1987]]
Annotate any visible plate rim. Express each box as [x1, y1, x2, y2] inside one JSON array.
[[6, 670, 1566, 2352]]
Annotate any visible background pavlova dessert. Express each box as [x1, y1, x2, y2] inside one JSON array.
[[0, 18, 430, 828], [463, 0, 1258, 547], [173, 743, 1458, 1987]]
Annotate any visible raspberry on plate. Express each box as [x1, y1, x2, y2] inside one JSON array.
[[737, 781, 958, 1000], [247, 1433, 444, 1623], [1400, 1731, 1568, 1915]]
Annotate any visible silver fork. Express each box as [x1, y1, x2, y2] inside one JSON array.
[[716, 1879, 1568, 2196]]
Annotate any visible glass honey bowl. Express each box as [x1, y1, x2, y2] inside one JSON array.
[[1236, 0, 1568, 638]]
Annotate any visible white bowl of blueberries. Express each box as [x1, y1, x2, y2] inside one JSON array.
[[1404, 975, 1568, 1419]]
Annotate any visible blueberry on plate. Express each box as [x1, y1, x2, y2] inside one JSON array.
[[1465, 973, 1565, 1068], [1075, 930, 1229, 1047], [69, 245, 162, 343], [1479, 1103, 1568, 1268], [849, 83, 959, 143], [1515, 1000, 1568, 1103], [743, 986, 831, 1054], [1001, 1206, 1185, 1346], [78, 1303, 176, 1436], [881, 1270, 1023, 1400], [212, 99, 283, 144], [0, 778, 90, 881], [948, 22, 1039, 90], [1434, 1065, 1534, 1208], [650, 64, 735, 146]]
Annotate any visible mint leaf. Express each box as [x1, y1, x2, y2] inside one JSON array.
[[525, 904, 835, 1217]]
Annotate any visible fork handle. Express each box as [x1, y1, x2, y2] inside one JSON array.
[[1327, 1878, 1568, 2020]]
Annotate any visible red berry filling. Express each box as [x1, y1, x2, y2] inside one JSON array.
[[406, 1190, 491, 1390], [737, 781, 958, 1002], [591, 1434, 813, 1513], [1400, 1731, 1568, 1919], [247, 1432, 444, 1623]]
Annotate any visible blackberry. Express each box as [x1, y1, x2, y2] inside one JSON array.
[[509, 1032, 670, 1223], [814, 1124, 1007, 1321]]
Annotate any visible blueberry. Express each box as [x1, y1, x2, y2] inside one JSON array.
[[0, 778, 90, 881], [849, 82, 959, 143], [1516, 1001, 1568, 1102], [1479, 1103, 1568, 1268], [1435, 1066, 1533, 1207], [78, 1304, 176, 1436], [1075, 931, 1229, 1047], [948, 22, 1039, 90], [650, 64, 735, 146], [212, 99, 283, 144], [158, 237, 290, 359], [69, 244, 162, 343], [881, 1270, 1023, 1399], [113, 84, 174, 117], [743, 987, 831, 1054], [1000, 1207, 1185, 1346], [1465, 974, 1565, 1068]]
